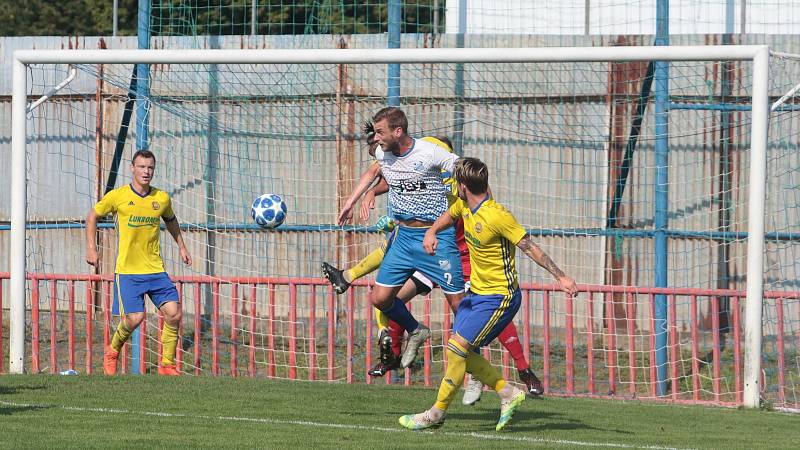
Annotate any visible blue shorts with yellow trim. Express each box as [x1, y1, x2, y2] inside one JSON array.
[[376, 225, 464, 294], [453, 289, 521, 349], [113, 272, 179, 316]]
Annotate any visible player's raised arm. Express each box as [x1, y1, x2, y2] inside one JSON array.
[[337, 120, 383, 225], [359, 176, 389, 222], [337, 162, 382, 225], [516, 235, 577, 296]]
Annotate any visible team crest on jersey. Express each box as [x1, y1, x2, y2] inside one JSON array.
[[152, 202, 160, 210], [413, 161, 424, 172], [438, 259, 452, 271], [474, 222, 483, 233]]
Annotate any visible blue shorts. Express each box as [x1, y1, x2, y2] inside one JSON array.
[[453, 289, 521, 349], [113, 273, 179, 316], [376, 226, 464, 294]]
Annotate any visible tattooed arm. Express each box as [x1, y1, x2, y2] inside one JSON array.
[[517, 235, 578, 296]]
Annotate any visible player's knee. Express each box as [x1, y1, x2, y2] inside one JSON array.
[[446, 336, 470, 357], [157, 300, 181, 325], [368, 291, 392, 309], [370, 296, 391, 309], [169, 309, 182, 325], [124, 313, 145, 329], [164, 307, 182, 325]]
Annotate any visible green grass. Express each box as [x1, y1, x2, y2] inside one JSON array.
[[0, 375, 798, 449]]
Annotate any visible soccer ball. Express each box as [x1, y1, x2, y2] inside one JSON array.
[[251, 194, 287, 229]]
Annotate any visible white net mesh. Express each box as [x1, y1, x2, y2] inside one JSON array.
[[14, 48, 799, 408]]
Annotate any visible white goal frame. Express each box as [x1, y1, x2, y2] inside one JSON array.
[[10, 45, 770, 407]]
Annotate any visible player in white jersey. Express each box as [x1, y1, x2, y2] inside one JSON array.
[[365, 107, 465, 369]]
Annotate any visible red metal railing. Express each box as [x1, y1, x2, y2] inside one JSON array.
[[1, 272, 798, 408]]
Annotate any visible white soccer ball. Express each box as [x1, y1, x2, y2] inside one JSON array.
[[251, 194, 287, 229]]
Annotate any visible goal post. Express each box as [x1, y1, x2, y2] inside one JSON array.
[[9, 45, 771, 408]]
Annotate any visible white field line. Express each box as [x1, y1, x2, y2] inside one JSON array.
[[0, 400, 694, 450]]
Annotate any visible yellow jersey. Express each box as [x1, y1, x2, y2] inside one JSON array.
[[94, 184, 175, 274], [448, 196, 527, 295]]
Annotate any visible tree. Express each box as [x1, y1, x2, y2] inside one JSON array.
[[0, 0, 138, 36], [0, 1, 440, 37]]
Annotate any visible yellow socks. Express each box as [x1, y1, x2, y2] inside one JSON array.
[[347, 246, 386, 282], [110, 321, 132, 353], [161, 322, 179, 366], [434, 339, 470, 411], [466, 351, 506, 393], [375, 308, 391, 330]]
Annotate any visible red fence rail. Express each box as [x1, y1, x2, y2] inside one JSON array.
[[1, 272, 799, 409]]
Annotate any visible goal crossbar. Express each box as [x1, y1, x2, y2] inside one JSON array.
[[14, 45, 767, 65]]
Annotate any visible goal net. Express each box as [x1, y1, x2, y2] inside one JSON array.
[[8, 45, 798, 409]]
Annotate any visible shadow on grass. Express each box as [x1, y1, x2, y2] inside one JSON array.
[[0, 385, 46, 396], [0, 403, 50, 416], [0, 383, 49, 415], [372, 405, 634, 435], [447, 409, 633, 434]]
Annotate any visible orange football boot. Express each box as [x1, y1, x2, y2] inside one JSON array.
[[158, 364, 180, 376], [103, 345, 119, 376]]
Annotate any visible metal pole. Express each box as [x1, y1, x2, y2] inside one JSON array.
[[15, 46, 768, 65], [251, 0, 257, 36], [9, 58, 28, 373], [740, 0, 747, 35], [743, 46, 769, 408], [113, 0, 119, 37], [204, 36, 221, 338], [716, 13, 736, 361], [726, 0, 735, 34], [653, 0, 669, 397], [387, 0, 401, 106], [585, 0, 591, 35], [433, 0, 439, 36], [131, 0, 152, 374], [453, 0, 467, 154]]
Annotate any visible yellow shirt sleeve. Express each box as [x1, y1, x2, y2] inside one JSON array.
[[93, 189, 118, 216], [492, 207, 527, 245], [448, 198, 465, 220], [162, 197, 175, 221]]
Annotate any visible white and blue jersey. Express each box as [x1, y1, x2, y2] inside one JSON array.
[[374, 137, 464, 293], [374, 138, 459, 223]]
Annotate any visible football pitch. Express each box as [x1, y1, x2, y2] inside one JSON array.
[[0, 375, 797, 449]]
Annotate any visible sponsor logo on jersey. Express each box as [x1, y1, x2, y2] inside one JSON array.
[[127, 216, 160, 228], [464, 230, 482, 248], [390, 178, 428, 193]]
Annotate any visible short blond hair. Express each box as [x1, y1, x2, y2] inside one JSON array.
[[372, 107, 408, 134], [453, 157, 488, 194]]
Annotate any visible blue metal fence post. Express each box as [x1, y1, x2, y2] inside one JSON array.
[[387, 0, 401, 106], [131, 0, 152, 375], [654, 0, 670, 396], [453, 0, 467, 154]]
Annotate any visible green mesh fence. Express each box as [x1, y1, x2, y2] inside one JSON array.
[[148, 0, 442, 37]]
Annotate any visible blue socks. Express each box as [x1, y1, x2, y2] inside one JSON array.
[[380, 298, 419, 332]]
